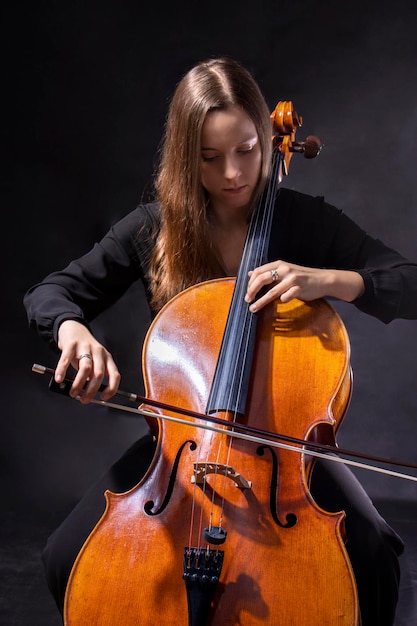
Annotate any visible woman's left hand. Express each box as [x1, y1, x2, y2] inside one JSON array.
[[245, 261, 364, 313]]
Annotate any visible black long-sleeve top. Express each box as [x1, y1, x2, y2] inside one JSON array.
[[24, 188, 417, 349]]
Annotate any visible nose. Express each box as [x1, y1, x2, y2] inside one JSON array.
[[223, 154, 240, 180]]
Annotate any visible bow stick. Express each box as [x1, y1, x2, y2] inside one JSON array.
[[32, 363, 417, 482]]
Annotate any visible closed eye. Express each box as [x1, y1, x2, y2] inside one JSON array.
[[201, 148, 254, 162]]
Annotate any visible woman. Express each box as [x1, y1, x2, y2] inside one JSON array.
[[24, 57, 417, 625]]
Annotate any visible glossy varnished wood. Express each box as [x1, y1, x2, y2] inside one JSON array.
[[64, 279, 359, 625]]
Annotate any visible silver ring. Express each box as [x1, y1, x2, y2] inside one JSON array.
[[270, 268, 279, 282], [78, 353, 92, 361]]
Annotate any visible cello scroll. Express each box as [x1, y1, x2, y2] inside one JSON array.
[[271, 100, 323, 180]]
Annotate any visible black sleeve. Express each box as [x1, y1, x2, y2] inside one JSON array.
[[23, 203, 159, 349], [271, 189, 417, 323]]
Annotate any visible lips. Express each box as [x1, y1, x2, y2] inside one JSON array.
[[224, 185, 247, 193]]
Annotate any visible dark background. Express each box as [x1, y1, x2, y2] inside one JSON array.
[[3, 0, 417, 623]]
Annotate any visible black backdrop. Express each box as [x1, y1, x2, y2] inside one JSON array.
[[4, 0, 417, 538]]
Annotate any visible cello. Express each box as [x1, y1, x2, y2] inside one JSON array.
[[62, 102, 361, 625]]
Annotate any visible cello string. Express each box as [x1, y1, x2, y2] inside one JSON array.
[[206, 150, 282, 529], [226, 149, 282, 422], [187, 430, 209, 551], [201, 159, 280, 532], [193, 158, 280, 540], [225, 148, 282, 434]]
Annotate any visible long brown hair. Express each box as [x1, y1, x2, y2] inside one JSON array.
[[149, 57, 272, 312]]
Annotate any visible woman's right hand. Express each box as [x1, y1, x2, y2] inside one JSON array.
[[55, 320, 121, 404]]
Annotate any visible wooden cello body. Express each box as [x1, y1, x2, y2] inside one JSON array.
[[64, 280, 359, 625]]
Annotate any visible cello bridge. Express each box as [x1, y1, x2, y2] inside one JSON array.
[[191, 462, 252, 490]]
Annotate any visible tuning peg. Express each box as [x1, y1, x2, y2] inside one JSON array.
[[291, 135, 323, 159]]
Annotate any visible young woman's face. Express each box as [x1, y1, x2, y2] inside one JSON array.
[[200, 105, 262, 215]]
